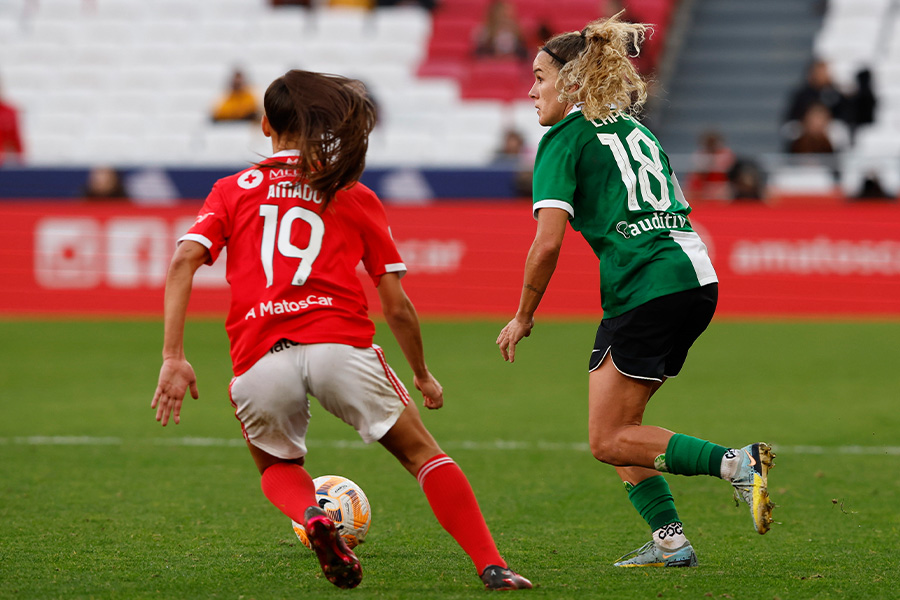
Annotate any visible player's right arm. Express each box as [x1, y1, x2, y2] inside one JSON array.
[[496, 206, 569, 363], [151, 240, 210, 426]]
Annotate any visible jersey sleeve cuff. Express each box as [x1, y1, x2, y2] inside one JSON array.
[[178, 233, 213, 249], [533, 200, 574, 220], [178, 233, 217, 265], [384, 262, 407, 279]]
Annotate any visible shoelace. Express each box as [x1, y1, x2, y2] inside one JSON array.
[[615, 540, 655, 562]]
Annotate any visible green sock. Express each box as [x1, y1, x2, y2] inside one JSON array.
[[656, 433, 728, 477], [627, 475, 681, 531]]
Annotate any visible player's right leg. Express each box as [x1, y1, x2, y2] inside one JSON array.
[[306, 344, 530, 589], [654, 436, 776, 534], [723, 443, 776, 534], [586, 295, 776, 536], [378, 406, 532, 590], [588, 370, 777, 537]]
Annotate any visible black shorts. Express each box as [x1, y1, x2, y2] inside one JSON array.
[[588, 284, 718, 381]]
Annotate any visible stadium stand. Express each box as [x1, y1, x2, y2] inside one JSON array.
[[0, 0, 895, 199], [0, 0, 492, 167], [801, 0, 899, 198], [418, 0, 673, 102], [811, 0, 900, 197], [651, 0, 825, 159], [653, 0, 899, 200], [0, 0, 677, 169]]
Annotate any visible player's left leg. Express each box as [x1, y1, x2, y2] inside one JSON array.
[[231, 342, 362, 588], [586, 369, 697, 566], [230, 342, 321, 524], [249, 446, 363, 589], [613, 466, 697, 567], [379, 405, 532, 590], [247, 443, 316, 521]]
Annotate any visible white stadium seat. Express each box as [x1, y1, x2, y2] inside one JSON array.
[[769, 165, 837, 195], [2, 4, 513, 167]]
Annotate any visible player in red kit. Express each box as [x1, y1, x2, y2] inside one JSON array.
[[151, 70, 531, 591]]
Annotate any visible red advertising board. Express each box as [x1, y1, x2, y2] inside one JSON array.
[[1, 201, 899, 318]]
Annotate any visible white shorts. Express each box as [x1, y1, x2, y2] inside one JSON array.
[[229, 341, 411, 460]]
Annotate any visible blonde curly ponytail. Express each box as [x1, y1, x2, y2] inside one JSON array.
[[542, 11, 650, 121]]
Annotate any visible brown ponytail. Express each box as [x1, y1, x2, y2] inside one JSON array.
[[262, 70, 377, 207]]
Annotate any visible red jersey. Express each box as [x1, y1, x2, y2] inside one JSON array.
[[180, 151, 406, 376]]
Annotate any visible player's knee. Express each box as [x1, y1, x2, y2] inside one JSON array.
[[380, 432, 442, 476], [256, 455, 304, 475], [589, 434, 622, 465]]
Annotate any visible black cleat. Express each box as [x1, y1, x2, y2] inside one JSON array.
[[480, 564, 533, 590], [304, 506, 363, 589]]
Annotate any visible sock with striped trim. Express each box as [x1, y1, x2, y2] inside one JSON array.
[[260, 462, 318, 525], [416, 454, 505, 573]]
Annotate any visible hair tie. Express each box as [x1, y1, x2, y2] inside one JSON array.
[[541, 46, 568, 66]]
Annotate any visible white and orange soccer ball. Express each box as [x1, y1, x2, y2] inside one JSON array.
[[292, 475, 371, 550]]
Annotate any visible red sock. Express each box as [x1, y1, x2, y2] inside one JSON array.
[[416, 454, 505, 573], [260, 462, 317, 524]]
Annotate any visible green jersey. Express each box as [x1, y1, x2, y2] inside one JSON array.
[[532, 108, 717, 317]]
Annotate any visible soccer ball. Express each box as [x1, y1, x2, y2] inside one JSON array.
[[291, 475, 371, 550]]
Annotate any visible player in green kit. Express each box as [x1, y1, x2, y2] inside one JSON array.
[[496, 12, 776, 567]]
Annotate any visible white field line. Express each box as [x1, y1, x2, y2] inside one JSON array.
[[0, 436, 899, 455]]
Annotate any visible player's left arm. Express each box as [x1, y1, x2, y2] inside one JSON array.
[[497, 206, 569, 363], [151, 240, 209, 426], [377, 273, 443, 410]]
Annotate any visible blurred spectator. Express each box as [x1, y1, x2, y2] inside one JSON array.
[[270, 0, 312, 6], [329, 0, 373, 8], [211, 69, 260, 123], [789, 102, 841, 154], [727, 159, 766, 202], [493, 128, 526, 163], [855, 171, 893, 201], [82, 166, 128, 201], [376, 0, 436, 9], [0, 79, 25, 166], [492, 128, 533, 198], [687, 130, 735, 201], [535, 21, 553, 44], [473, 0, 528, 60], [603, 0, 625, 14], [845, 68, 877, 138], [785, 59, 848, 124]]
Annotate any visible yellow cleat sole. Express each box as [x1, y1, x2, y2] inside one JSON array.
[[754, 443, 776, 534]]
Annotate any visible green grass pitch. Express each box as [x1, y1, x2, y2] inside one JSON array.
[[1, 318, 898, 599]]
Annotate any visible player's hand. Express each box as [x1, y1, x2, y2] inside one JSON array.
[[414, 372, 443, 410], [496, 316, 534, 363], [151, 358, 199, 426]]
